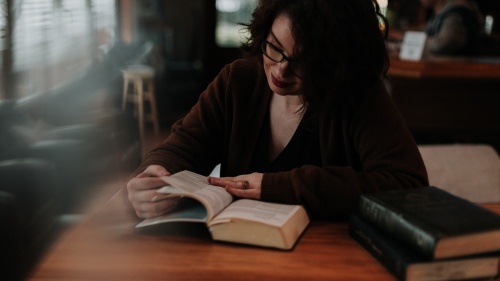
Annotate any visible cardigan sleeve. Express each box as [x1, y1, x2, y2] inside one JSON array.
[[133, 59, 268, 177]]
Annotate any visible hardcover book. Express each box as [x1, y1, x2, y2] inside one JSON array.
[[358, 186, 500, 259], [135, 170, 310, 250], [349, 214, 500, 281]]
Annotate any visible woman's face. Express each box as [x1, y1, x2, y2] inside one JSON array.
[[263, 12, 303, 96]]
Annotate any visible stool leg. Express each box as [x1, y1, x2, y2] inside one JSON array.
[[122, 76, 129, 111], [147, 79, 160, 135], [136, 79, 145, 138]]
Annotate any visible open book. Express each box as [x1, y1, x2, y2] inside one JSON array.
[[135, 170, 310, 250]]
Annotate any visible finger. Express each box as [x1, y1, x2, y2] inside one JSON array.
[[137, 165, 170, 178], [222, 180, 249, 190], [127, 177, 168, 192], [135, 198, 179, 218], [139, 197, 178, 213], [129, 188, 164, 203], [208, 176, 235, 187], [208, 177, 250, 190], [225, 186, 259, 200], [234, 181, 249, 190]]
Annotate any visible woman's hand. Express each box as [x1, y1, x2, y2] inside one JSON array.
[[208, 173, 263, 200], [126, 165, 179, 219]]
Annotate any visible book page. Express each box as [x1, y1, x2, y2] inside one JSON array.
[[158, 171, 233, 220], [209, 199, 300, 227], [161, 170, 212, 193]]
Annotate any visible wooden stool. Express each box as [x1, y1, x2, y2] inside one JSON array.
[[121, 65, 160, 137]]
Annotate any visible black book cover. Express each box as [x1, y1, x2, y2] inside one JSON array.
[[358, 186, 500, 259], [349, 214, 500, 281]]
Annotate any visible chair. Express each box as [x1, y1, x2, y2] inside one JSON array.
[[121, 65, 160, 137], [419, 144, 500, 203]]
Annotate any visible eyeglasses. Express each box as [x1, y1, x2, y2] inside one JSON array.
[[260, 40, 302, 77]]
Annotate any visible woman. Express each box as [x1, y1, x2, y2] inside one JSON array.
[[421, 0, 483, 55], [127, 0, 428, 220]]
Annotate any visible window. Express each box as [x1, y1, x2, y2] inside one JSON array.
[[91, 0, 117, 52], [0, 0, 6, 53], [6, 0, 117, 98], [0, 0, 6, 99], [214, 0, 389, 47], [215, 0, 257, 47]]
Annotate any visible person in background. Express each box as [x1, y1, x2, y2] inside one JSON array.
[[421, 0, 483, 55], [126, 0, 428, 220]]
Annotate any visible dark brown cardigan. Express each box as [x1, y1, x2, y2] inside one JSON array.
[[135, 59, 428, 219]]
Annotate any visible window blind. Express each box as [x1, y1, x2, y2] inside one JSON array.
[[0, 0, 6, 52], [91, 0, 117, 58], [0, 0, 6, 99], [10, 0, 116, 98]]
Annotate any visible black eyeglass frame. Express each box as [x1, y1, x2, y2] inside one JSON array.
[[260, 39, 301, 77]]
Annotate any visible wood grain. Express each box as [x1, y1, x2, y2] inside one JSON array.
[[388, 56, 500, 79], [28, 189, 500, 281]]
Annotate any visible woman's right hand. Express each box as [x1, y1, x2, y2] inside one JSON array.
[[126, 165, 178, 219]]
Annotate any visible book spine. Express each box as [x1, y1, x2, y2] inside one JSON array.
[[349, 215, 407, 281], [358, 196, 437, 259]]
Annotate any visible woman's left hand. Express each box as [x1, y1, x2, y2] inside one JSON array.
[[208, 173, 263, 200]]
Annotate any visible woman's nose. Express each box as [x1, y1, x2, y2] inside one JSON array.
[[275, 60, 292, 76]]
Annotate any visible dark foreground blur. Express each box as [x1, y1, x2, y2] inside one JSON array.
[[0, 41, 160, 280]]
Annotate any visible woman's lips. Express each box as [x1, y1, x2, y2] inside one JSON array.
[[271, 74, 290, 88]]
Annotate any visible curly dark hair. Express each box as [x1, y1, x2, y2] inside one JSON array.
[[241, 0, 389, 116]]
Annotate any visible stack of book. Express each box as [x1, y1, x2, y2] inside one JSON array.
[[349, 186, 500, 281]]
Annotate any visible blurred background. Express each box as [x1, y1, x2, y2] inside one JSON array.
[[0, 0, 499, 280]]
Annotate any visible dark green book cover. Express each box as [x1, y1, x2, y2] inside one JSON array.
[[358, 186, 500, 259], [349, 214, 500, 281]]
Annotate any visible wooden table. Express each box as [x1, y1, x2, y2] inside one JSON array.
[[28, 188, 500, 281], [388, 56, 500, 79]]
